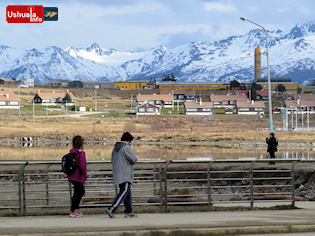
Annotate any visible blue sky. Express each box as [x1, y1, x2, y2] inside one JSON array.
[[1, 0, 315, 51]]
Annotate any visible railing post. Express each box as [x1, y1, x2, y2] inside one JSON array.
[[153, 163, 161, 196], [159, 162, 166, 213], [45, 164, 52, 206], [291, 161, 297, 209], [249, 161, 256, 210], [163, 161, 172, 213], [207, 162, 214, 211], [18, 162, 28, 217]]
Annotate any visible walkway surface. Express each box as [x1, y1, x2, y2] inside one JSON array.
[[2, 202, 315, 235]]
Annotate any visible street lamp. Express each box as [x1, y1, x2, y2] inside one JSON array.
[[94, 90, 97, 111], [240, 17, 273, 133]]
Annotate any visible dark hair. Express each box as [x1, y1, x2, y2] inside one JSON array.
[[72, 135, 84, 149], [121, 132, 134, 142], [270, 132, 274, 138]]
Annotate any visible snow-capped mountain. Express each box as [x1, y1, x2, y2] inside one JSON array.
[[1, 21, 315, 84]]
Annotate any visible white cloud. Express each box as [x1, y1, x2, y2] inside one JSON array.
[[204, 2, 235, 12]]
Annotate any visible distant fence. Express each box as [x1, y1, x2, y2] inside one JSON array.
[[0, 159, 309, 216]]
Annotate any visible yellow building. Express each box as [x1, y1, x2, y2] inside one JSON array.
[[158, 82, 229, 90], [258, 83, 298, 90], [115, 81, 149, 90]]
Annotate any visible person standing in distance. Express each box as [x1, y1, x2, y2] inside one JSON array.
[[106, 132, 138, 218], [68, 135, 87, 217], [266, 132, 278, 165]]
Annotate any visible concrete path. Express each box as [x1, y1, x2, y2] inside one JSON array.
[[1, 202, 315, 235]]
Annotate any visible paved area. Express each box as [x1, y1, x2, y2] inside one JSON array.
[[1, 202, 315, 235]]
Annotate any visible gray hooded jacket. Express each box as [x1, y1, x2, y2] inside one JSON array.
[[111, 141, 138, 184]]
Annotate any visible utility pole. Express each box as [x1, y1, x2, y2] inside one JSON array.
[[131, 94, 133, 109], [33, 99, 34, 121], [94, 90, 97, 111]]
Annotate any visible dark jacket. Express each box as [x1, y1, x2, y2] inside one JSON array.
[[68, 148, 88, 183], [266, 137, 278, 153], [111, 141, 138, 185]]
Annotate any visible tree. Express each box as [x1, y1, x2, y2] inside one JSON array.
[[162, 73, 177, 81], [63, 92, 72, 103], [248, 82, 262, 101], [297, 86, 302, 94], [230, 79, 240, 89], [251, 82, 262, 90], [276, 84, 286, 93]]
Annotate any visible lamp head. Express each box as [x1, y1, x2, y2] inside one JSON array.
[[240, 17, 246, 21]]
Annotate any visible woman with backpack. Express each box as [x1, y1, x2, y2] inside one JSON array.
[[68, 135, 88, 217]]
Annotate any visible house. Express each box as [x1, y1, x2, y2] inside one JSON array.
[[184, 101, 212, 115], [285, 99, 315, 114], [0, 90, 20, 109], [159, 89, 195, 102], [256, 90, 269, 101], [33, 90, 76, 106], [210, 94, 247, 108], [236, 101, 265, 115], [234, 90, 248, 96], [272, 106, 281, 114], [0, 78, 16, 86], [69, 81, 115, 89], [16, 78, 35, 87], [136, 94, 174, 108], [293, 94, 315, 101], [137, 103, 161, 115], [225, 107, 234, 114]]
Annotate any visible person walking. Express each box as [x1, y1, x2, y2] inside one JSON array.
[[105, 132, 138, 218], [68, 135, 87, 217], [266, 132, 278, 165]]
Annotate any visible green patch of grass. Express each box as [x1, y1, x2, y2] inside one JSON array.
[[82, 112, 127, 118]]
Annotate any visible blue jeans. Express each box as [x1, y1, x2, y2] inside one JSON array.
[[108, 182, 132, 214]]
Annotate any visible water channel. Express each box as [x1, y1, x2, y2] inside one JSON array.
[[0, 142, 314, 161]]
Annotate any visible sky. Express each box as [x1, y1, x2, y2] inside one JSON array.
[[1, 0, 315, 52]]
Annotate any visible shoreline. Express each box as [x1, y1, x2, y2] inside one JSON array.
[[1, 137, 315, 150]]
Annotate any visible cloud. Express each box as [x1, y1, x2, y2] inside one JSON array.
[[158, 29, 211, 49], [204, 2, 235, 12]]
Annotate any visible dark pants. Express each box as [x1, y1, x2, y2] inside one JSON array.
[[269, 151, 275, 164], [108, 182, 132, 214], [71, 181, 85, 212]]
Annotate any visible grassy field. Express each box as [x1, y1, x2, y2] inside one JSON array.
[[0, 86, 314, 142]]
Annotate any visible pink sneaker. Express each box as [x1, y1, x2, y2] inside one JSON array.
[[69, 211, 77, 218], [76, 209, 84, 217]]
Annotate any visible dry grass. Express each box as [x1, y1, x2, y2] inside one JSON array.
[[0, 86, 314, 142]]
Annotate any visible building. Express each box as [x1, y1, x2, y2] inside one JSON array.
[[236, 101, 265, 115], [0, 78, 16, 86], [285, 99, 315, 114], [137, 103, 161, 115], [48, 80, 71, 88], [136, 94, 174, 108], [0, 90, 20, 109], [210, 94, 248, 108], [159, 89, 195, 102], [33, 90, 76, 106], [293, 94, 315, 101], [69, 81, 115, 89], [234, 90, 248, 96], [184, 101, 212, 115], [115, 81, 149, 90], [16, 78, 35, 87], [256, 90, 269, 101], [158, 81, 229, 90]]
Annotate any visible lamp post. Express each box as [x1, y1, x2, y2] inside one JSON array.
[[240, 17, 273, 133], [94, 90, 97, 111]]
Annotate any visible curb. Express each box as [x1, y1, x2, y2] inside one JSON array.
[[2, 225, 315, 236]]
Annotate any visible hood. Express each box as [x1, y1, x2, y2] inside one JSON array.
[[70, 148, 82, 154], [114, 141, 128, 151]]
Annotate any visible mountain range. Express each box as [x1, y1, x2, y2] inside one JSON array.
[[1, 21, 315, 84]]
